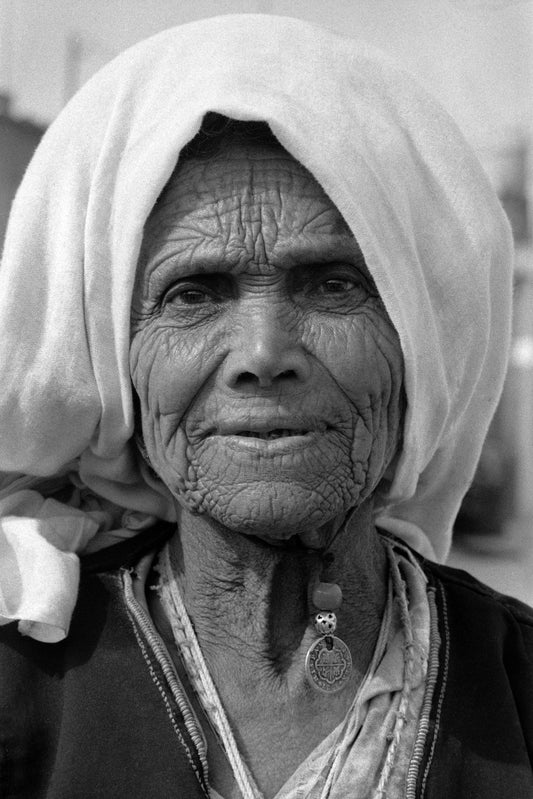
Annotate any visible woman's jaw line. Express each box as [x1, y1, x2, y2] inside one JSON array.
[[172, 497, 364, 556]]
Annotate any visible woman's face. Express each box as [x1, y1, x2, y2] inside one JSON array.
[[130, 140, 403, 544]]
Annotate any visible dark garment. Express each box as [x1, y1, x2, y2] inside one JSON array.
[[418, 561, 533, 798], [1, 527, 532, 798]]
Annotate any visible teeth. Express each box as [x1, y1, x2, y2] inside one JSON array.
[[237, 429, 307, 439]]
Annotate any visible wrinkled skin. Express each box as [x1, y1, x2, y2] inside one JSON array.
[[130, 139, 405, 797], [130, 143, 403, 544]]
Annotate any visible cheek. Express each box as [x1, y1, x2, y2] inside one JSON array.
[[307, 306, 404, 471], [310, 305, 399, 386], [129, 325, 220, 462]]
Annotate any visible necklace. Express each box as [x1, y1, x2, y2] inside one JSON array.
[[155, 536, 416, 799], [305, 565, 353, 694]]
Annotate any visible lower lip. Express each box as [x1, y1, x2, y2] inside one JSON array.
[[219, 431, 319, 454]]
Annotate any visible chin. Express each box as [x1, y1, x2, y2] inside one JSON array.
[[184, 481, 351, 540]]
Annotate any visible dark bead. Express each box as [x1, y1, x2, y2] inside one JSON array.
[[312, 581, 342, 610]]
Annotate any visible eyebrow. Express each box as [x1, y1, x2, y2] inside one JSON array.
[[147, 233, 364, 269], [141, 233, 370, 301]]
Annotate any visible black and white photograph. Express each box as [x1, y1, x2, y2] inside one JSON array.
[[0, 2, 532, 797]]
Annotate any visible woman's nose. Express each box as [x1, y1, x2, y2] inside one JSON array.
[[222, 308, 311, 389]]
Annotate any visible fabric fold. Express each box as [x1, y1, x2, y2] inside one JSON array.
[[0, 497, 98, 642]]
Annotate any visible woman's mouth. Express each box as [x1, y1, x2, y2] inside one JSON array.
[[220, 428, 321, 455], [194, 418, 331, 455], [235, 428, 309, 440]]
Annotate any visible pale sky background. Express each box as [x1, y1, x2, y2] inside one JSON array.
[[0, 0, 531, 167]]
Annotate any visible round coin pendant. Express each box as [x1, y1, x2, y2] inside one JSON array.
[[305, 635, 353, 694]]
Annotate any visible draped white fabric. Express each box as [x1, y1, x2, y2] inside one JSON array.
[[0, 14, 513, 640]]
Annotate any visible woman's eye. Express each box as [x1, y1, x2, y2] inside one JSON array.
[[292, 266, 373, 311], [168, 287, 212, 305], [317, 278, 356, 294], [291, 264, 369, 303], [163, 276, 230, 308]]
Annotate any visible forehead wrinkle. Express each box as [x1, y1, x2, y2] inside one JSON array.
[[142, 144, 361, 286], [161, 147, 327, 216]]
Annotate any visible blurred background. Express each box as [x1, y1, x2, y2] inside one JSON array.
[[1, 0, 532, 601]]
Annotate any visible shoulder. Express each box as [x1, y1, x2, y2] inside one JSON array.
[[415, 556, 533, 795], [423, 557, 533, 635], [384, 529, 533, 638], [421, 556, 533, 738]]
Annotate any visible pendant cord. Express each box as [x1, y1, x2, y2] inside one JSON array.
[[322, 504, 359, 561]]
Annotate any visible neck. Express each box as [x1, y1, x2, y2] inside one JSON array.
[[151, 502, 389, 798], [166, 501, 388, 695]]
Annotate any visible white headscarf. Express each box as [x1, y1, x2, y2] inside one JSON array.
[[0, 15, 512, 642]]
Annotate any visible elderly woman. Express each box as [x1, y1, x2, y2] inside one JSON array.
[[0, 14, 531, 799]]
